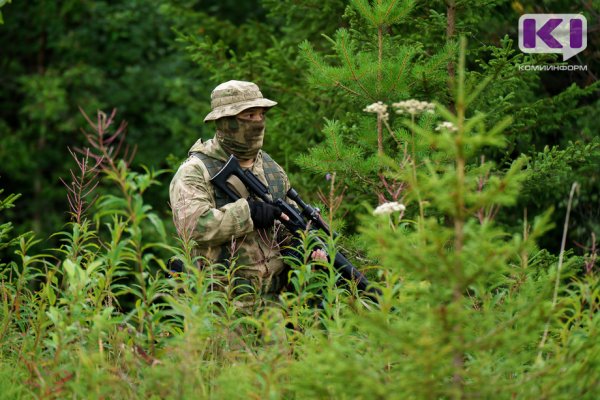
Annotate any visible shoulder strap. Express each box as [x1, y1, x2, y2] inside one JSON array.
[[189, 152, 231, 208], [261, 152, 286, 201], [190, 152, 224, 176]]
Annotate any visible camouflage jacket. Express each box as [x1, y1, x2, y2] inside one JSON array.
[[169, 137, 293, 294]]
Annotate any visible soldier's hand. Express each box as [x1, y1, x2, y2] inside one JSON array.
[[248, 199, 287, 228]]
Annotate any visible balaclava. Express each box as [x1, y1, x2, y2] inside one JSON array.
[[216, 115, 265, 160]]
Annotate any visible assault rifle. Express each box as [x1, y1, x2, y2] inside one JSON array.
[[211, 155, 380, 299]]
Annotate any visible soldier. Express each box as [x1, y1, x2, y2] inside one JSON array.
[[169, 80, 323, 307]]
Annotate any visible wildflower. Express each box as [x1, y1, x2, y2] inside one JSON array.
[[363, 101, 389, 122], [325, 173, 332, 181], [373, 201, 406, 216], [435, 121, 458, 132], [392, 99, 435, 116]]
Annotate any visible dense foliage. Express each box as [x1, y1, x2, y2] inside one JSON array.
[[0, 0, 598, 398]]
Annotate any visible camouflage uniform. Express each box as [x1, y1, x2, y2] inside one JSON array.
[[169, 81, 293, 301]]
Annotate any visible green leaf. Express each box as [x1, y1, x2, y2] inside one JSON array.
[[63, 258, 76, 278], [147, 213, 167, 240], [46, 283, 56, 306]]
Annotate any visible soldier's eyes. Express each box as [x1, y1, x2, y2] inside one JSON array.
[[238, 109, 265, 120]]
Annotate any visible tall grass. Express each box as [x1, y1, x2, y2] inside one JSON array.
[[1, 54, 598, 399]]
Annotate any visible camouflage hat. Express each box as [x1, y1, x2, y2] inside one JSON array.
[[203, 80, 277, 122]]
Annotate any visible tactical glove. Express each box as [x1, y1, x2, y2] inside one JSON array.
[[247, 199, 279, 229]]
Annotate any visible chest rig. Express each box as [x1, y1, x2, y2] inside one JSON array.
[[190, 152, 286, 206]]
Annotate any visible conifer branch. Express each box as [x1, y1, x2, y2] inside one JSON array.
[[333, 81, 363, 97], [351, 0, 376, 25], [377, 22, 384, 153], [389, 50, 413, 93], [302, 42, 363, 97], [339, 33, 374, 100], [377, 25, 383, 87], [382, 0, 400, 21]]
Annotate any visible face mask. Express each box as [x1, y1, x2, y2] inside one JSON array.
[[216, 116, 265, 160]]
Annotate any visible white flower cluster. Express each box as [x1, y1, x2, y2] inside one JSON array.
[[363, 101, 389, 121], [392, 99, 435, 116], [435, 121, 458, 132], [373, 201, 406, 216]]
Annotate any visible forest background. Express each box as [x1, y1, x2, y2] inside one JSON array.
[[0, 0, 599, 398]]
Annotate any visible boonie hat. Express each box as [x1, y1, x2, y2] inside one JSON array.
[[203, 80, 277, 122]]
